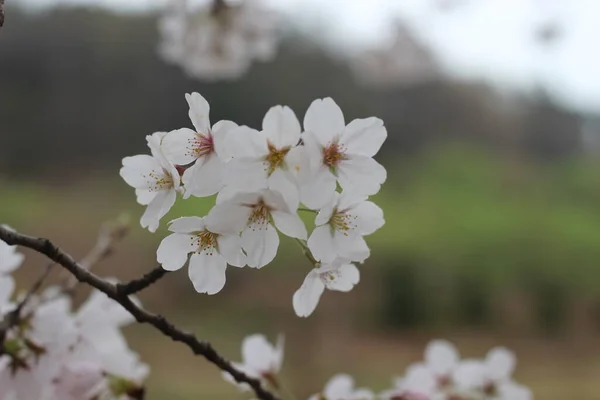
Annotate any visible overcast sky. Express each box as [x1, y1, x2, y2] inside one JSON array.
[[16, 0, 600, 114]]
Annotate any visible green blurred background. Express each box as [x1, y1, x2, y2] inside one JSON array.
[[3, 4, 600, 399]]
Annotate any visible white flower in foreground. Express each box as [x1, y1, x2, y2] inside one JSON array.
[[454, 347, 531, 400], [223, 105, 303, 210], [423, 340, 460, 384], [293, 261, 359, 317], [161, 92, 238, 198], [157, 213, 246, 294], [52, 362, 106, 400], [213, 190, 306, 268], [120, 132, 180, 232], [224, 333, 284, 390], [309, 374, 374, 400], [301, 97, 387, 209], [158, 0, 279, 81], [0, 226, 24, 275], [307, 191, 384, 264]]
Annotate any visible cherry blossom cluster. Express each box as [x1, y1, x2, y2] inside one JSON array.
[[224, 334, 533, 400], [158, 0, 279, 81], [0, 232, 148, 400], [120, 92, 387, 317]]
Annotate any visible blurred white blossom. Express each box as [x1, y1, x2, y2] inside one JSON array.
[[158, 0, 280, 81]]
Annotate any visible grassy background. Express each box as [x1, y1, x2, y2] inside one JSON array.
[[4, 145, 600, 399]]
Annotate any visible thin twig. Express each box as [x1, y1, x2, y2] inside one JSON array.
[[0, 0, 4, 29], [115, 265, 168, 296], [62, 218, 129, 295], [0, 225, 280, 400]]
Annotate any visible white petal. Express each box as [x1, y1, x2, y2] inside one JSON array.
[[268, 168, 300, 211], [324, 374, 355, 398], [300, 165, 337, 210], [260, 189, 290, 212], [186, 92, 211, 133], [188, 252, 227, 295], [453, 360, 485, 390], [322, 263, 359, 292], [307, 225, 337, 264], [223, 158, 268, 193], [274, 334, 285, 372], [339, 117, 387, 158], [182, 153, 223, 198], [285, 145, 311, 184], [206, 202, 252, 235], [292, 269, 325, 317], [486, 347, 516, 381], [303, 98, 345, 146], [135, 189, 155, 206], [271, 211, 307, 240], [336, 190, 369, 211], [140, 189, 176, 233], [242, 334, 276, 372], [314, 193, 338, 226], [161, 128, 199, 166], [212, 120, 239, 161], [349, 201, 385, 236], [498, 382, 532, 400], [120, 155, 162, 189], [242, 224, 279, 268], [337, 156, 387, 196], [216, 185, 247, 204], [262, 105, 301, 149], [336, 235, 370, 264], [168, 216, 206, 233], [225, 126, 268, 159], [425, 340, 460, 375], [217, 234, 246, 268], [156, 233, 195, 271]]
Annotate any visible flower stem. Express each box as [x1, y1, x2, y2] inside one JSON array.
[[294, 238, 318, 266], [297, 207, 317, 214]]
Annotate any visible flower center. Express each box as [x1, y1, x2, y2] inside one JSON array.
[[193, 230, 219, 255], [248, 203, 270, 231], [322, 142, 347, 170], [329, 209, 358, 236], [264, 142, 290, 176], [189, 133, 214, 159], [145, 169, 173, 192]]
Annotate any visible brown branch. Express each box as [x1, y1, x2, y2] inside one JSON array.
[[0, 225, 279, 400], [115, 265, 168, 296]]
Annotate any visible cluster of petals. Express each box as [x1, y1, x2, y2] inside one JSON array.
[[379, 340, 533, 400], [224, 335, 533, 400], [121, 92, 387, 317], [0, 242, 148, 400], [158, 0, 280, 81]]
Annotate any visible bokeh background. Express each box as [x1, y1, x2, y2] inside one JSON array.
[[3, 0, 600, 398]]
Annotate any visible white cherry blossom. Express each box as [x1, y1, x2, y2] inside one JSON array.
[[213, 190, 306, 268], [156, 212, 246, 294], [224, 333, 284, 391], [161, 92, 238, 198], [223, 105, 303, 210], [309, 374, 374, 400], [120, 132, 180, 232], [293, 260, 359, 317], [158, 0, 279, 81], [307, 191, 384, 264], [454, 347, 531, 400], [301, 97, 387, 209]]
